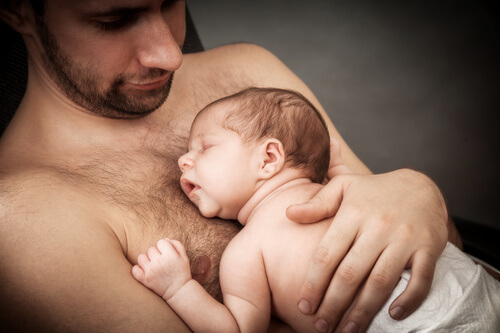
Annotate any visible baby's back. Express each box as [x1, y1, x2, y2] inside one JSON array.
[[245, 181, 330, 331]]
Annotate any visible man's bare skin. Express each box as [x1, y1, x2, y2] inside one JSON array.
[[0, 42, 316, 330], [0, 1, 455, 332]]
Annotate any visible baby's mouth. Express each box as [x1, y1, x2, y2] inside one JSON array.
[[180, 178, 200, 199]]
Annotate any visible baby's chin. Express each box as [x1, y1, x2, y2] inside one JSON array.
[[198, 204, 220, 219], [199, 205, 236, 220]]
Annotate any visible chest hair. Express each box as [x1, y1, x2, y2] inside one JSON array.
[[64, 125, 241, 301]]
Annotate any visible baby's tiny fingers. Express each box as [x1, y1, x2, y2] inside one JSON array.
[[137, 253, 150, 267], [131, 264, 145, 282], [147, 245, 161, 260], [156, 238, 175, 254], [169, 239, 188, 260]]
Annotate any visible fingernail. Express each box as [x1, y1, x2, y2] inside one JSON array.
[[343, 321, 359, 333], [314, 319, 329, 333], [298, 299, 311, 314], [390, 305, 405, 320]]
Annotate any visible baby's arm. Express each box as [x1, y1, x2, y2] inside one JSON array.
[[132, 237, 271, 333], [132, 238, 239, 332]]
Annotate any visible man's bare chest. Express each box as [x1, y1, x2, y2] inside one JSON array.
[[65, 131, 240, 299]]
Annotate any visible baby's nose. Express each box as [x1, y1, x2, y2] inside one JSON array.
[[178, 153, 193, 172]]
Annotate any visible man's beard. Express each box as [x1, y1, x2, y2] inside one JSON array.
[[35, 18, 173, 119]]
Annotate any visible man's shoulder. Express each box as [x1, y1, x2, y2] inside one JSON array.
[[188, 43, 277, 67], [0, 166, 125, 281], [1, 166, 81, 203], [182, 43, 289, 89], [0, 166, 108, 233]]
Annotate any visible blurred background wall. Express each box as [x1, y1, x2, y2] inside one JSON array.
[[189, 0, 499, 230]]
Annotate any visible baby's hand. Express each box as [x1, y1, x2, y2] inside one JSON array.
[[132, 238, 192, 301]]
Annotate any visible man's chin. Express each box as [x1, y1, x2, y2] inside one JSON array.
[[106, 74, 173, 117], [100, 91, 169, 118]]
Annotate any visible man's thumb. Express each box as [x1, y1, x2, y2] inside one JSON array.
[[286, 181, 343, 223]]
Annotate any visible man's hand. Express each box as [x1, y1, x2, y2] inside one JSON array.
[[286, 169, 448, 332], [132, 238, 192, 301]]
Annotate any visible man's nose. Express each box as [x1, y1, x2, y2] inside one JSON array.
[[135, 14, 183, 72]]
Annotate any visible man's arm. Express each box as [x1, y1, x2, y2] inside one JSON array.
[[447, 215, 463, 249], [0, 179, 189, 332]]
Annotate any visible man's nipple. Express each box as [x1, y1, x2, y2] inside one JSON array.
[[190, 254, 212, 285]]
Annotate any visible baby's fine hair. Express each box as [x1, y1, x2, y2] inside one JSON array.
[[204, 87, 330, 183]]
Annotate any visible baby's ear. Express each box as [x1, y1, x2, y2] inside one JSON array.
[[258, 139, 285, 179]]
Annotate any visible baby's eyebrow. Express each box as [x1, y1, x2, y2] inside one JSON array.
[[187, 136, 202, 150]]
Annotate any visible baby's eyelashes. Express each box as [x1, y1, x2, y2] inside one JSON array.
[[200, 144, 213, 152]]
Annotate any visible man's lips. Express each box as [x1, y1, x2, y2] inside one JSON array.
[[129, 75, 169, 91], [180, 178, 200, 199]]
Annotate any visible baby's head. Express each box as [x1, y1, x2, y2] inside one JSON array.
[[206, 87, 330, 183], [178, 87, 330, 219]]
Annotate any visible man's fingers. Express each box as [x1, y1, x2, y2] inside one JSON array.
[[389, 250, 437, 320], [336, 245, 410, 332], [286, 178, 345, 223], [298, 217, 357, 315], [297, 244, 344, 315], [310, 234, 386, 331]]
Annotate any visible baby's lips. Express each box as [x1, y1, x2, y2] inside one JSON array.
[[180, 177, 200, 199]]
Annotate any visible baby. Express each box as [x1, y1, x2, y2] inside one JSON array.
[[133, 87, 500, 332]]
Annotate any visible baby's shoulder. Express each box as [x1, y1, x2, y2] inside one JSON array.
[[268, 182, 323, 210], [246, 182, 323, 229]]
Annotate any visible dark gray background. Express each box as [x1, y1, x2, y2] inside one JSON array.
[[189, 0, 499, 229]]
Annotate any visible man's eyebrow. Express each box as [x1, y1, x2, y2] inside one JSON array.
[[81, 6, 148, 18]]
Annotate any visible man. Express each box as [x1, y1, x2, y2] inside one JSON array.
[[0, 0, 459, 332]]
